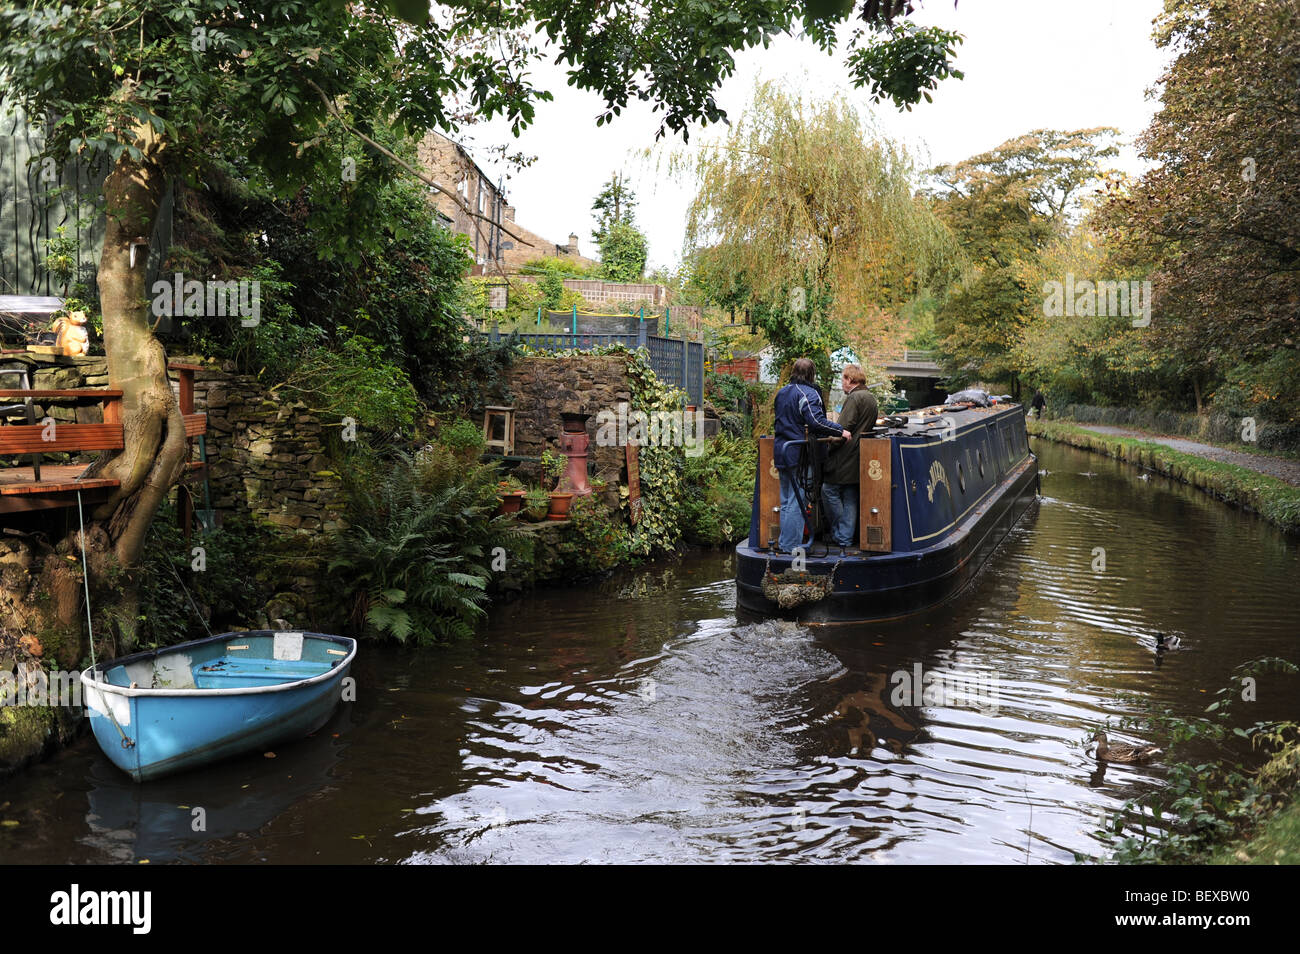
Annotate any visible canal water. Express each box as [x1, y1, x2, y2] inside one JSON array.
[[2, 439, 1297, 864]]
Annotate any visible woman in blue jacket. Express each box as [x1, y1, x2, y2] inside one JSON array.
[[773, 358, 849, 552]]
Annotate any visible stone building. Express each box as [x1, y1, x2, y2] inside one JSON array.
[[416, 132, 595, 276]]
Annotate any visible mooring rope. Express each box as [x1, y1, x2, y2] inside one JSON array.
[[76, 489, 135, 750], [75, 489, 95, 671], [166, 557, 213, 638]]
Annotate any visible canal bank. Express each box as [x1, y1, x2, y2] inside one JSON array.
[[1028, 419, 1300, 534]]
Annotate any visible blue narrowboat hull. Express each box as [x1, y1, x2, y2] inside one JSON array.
[[736, 403, 1039, 623], [80, 630, 355, 782]]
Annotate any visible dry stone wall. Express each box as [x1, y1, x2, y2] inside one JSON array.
[[502, 355, 631, 510], [191, 364, 345, 534]]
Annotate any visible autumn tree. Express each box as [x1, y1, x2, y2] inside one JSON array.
[[678, 80, 958, 387], [924, 128, 1120, 391], [1101, 0, 1299, 420]]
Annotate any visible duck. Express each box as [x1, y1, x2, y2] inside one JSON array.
[[1138, 630, 1182, 654], [1088, 730, 1162, 763]]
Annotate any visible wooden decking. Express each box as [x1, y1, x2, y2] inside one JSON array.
[[0, 464, 119, 514], [0, 363, 209, 516]]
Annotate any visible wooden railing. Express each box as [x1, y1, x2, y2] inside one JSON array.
[[0, 364, 208, 514]]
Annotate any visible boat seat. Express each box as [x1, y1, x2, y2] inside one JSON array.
[[192, 655, 334, 689]]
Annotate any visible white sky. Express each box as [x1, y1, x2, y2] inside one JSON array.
[[454, 0, 1170, 271]]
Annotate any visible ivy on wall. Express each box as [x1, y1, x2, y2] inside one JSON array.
[[517, 344, 687, 558]]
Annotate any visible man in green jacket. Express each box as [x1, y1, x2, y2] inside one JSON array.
[[821, 364, 879, 551]]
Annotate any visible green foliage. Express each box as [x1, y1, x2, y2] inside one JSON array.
[[847, 22, 964, 110], [591, 172, 638, 245], [190, 260, 326, 383], [430, 334, 518, 416], [541, 447, 566, 482], [523, 486, 551, 521], [1080, 659, 1300, 865], [1105, 0, 1298, 389], [553, 495, 634, 573], [598, 222, 648, 283], [130, 507, 282, 648], [434, 416, 486, 459], [680, 433, 756, 546], [518, 256, 591, 278], [925, 128, 1122, 390], [705, 371, 750, 410], [680, 80, 958, 377], [328, 447, 522, 644], [281, 327, 419, 438], [40, 225, 77, 291], [465, 275, 590, 333]]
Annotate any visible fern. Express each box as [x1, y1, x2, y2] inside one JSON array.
[[328, 445, 522, 644]]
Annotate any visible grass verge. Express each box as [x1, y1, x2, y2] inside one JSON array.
[[1028, 418, 1300, 534]]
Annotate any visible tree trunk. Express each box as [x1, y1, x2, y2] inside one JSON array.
[[70, 108, 188, 654]]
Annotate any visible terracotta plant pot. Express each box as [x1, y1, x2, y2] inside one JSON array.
[[497, 491, 525, 515], [547, 492, 575, 520]]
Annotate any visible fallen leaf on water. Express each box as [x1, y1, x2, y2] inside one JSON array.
[[331, 733, 339, 738], [139, 859, 150, 864], [351, 834, 367, 840], [1, 820, 20, 828], [264, 752, 276, 758]]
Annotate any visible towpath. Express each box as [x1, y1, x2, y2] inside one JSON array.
[[1073, 424, 1300, 487]]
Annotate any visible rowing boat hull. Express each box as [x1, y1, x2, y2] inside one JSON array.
[[80, 630, 355, 782]]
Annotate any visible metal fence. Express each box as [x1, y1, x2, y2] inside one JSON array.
[[487, 324, 704, 407], [1, 103, 172, 314]]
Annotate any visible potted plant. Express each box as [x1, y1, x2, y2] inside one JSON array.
[[542, 447, 573, 519], [547, 491, 575, 520], [495, 475, 527, 515], [523, 486, 551, 522], [541, 447, 566, 487]]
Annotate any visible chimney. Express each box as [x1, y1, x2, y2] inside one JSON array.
[[503, 204, 516, 222], [568, 233, 580, 254]]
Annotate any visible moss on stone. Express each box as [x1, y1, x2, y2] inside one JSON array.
[[0, 705, 55, 774]]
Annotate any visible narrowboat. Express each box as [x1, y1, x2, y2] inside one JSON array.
[[80, 630, 355, 782], [735, 401, 1039, 623]]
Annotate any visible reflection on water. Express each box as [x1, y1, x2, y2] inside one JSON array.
[[0, 441, 1296, 864]]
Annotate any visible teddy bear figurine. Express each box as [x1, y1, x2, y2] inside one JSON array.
[[52, 309, 90, 356]]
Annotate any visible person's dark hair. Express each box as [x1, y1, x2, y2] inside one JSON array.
[[790, 357, 816, 385]]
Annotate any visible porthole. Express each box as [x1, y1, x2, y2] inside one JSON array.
[[957, 461, 966, 493], [977, 447, 985, 477]]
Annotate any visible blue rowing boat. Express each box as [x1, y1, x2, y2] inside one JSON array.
[[80, 630, 356, 782]]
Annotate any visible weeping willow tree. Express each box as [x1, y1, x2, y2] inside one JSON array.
[[675, 80, 960, 386]]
